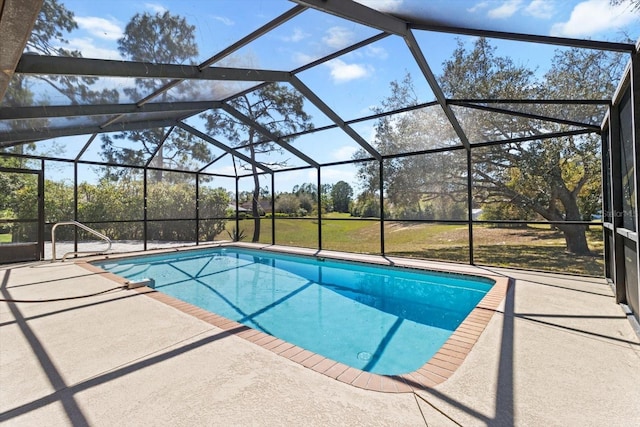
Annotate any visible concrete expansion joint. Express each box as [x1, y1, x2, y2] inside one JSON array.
[[413, 391, 463, 427]]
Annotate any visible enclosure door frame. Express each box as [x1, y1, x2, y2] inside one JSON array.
[[0, 166, 44, 262]]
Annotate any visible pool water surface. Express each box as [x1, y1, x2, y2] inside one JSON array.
[[94, 247, 494, 375]]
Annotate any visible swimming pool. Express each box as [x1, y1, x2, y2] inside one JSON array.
[[94, 247, 495, 376]]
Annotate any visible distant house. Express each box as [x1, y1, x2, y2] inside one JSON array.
[[472, 208, 483, 220], [239, 200, 272, 214], [227, 203, 249, 212]]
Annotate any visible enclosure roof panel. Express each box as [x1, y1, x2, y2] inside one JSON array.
[[355, 0, 638, 47], [0, 0, 637, 176]]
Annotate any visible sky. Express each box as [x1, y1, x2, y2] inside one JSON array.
[[22, 0, 640, 193]]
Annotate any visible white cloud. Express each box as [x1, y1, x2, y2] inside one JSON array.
[[213, 16, 234, 26], [332, 145, 359, 161], [551, 0, 638, 37], [282, 28, 309, 43], [292, 51, 316, 65], [322, 26, 355, 50], [75, 16, 123, 40], [524, 0, 555, 19], [352, 121, 376, 140], [144, 3, 167, 13], [467, 1, 490, 13], [488, 0, 523, 18], [207, 164, 236, 176], [365, 45, 388, 60], [354, 0, 403, 12], [67, 38, 122, 60], [325, 59, 372, 83]]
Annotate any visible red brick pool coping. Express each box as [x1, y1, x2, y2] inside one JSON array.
[[78, 245, 510, 393]]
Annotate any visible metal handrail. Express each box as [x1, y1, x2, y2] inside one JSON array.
[[51, 221, 112, 262]]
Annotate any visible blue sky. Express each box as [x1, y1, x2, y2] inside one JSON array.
[[28, 0, 640, 193]]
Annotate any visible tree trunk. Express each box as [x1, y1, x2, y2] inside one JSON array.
[[153, 146, 163, 182], [556, 179, 591, 255], [558, 223, 591, 255], [250, 145, 260, 242], [251, 177, 260, 242]]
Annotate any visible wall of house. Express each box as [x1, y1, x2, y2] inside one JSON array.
[[604, 47, 640, 324]]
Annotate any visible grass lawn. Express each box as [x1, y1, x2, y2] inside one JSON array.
[[0, 233, 11, 243], [228, 213, 604, 276]]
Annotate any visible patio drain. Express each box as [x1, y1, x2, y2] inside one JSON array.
[[357, 351, 372, 361]]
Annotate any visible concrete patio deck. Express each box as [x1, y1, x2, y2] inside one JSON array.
[[1, 249, 639, 426]]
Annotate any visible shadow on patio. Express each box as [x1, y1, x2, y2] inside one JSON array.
[[1, 260, 638, 426]]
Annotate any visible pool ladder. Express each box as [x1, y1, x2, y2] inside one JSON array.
[[51, 221, 112, 262]]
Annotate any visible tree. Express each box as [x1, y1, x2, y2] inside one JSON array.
[[100, 11, 208, 181], [2, 0, 118, 164], [292, 182, 318, 198], [204, 84, 313, 241], [357, 38, 623, 255], [10, 0, 120, 107], [610, 0, 640, 11], [439, 38, 623, 254], [331, 181, 353, 213], [350, 191, 381, 218], [292, 182, 319, 213], [354, 73, 466, 221], [1, 0, 119, 243], [275, 193, 303, 216]]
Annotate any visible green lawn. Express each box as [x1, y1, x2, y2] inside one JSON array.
[[227, 214, 604, 276], [1, 216, 602, 275]]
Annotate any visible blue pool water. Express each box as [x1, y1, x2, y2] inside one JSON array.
[[94, 247, 493, 375]]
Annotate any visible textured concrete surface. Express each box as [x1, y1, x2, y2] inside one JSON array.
[[416, 268, 640, 427], [43, 240, 195, 261], [1, 256, 639, 426]]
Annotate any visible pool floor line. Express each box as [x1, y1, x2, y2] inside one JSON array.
[[77, 247, 510, 393]]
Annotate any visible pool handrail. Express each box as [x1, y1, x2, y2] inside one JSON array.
[[51, 221, 112, 262]]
